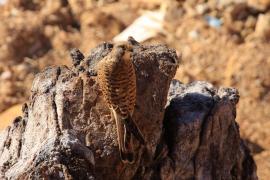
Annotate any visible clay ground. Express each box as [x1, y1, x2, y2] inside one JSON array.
[[0, 0, 269, 178]]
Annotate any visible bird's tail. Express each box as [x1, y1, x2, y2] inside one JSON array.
[[112, 109, 135, 164], [123, 114, 145, 145]]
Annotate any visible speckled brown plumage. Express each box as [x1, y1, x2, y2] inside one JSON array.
[[97, 43, 145, 163]]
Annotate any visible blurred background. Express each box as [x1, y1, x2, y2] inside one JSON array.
[[0, 0, 269, 178]]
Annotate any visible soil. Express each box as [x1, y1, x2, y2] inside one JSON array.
[[0, 0, 269, 178]]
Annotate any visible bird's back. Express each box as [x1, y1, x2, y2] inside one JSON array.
[[97, 51, 136, 117], [97, 46, 144, 163]]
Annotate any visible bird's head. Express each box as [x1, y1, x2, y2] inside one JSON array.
[[113, 42, 133, 61]]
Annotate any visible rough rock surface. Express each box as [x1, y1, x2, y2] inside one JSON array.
[[0, 42, 257, 179], [164, 80, 257, 180]]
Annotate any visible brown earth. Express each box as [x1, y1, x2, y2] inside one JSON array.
[[0, 0, 269, 178], [0, 104, 22, 130]]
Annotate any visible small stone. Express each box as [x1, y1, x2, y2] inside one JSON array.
[[196, 4, 209, 15], [255, 13, 270, 40], [0, 71, 12, 80], [217, 0, 246, 8], [245, 16, 257, 29], [188, 30, 199, 39], [230, 3, 251, 21], [204, 16, 223, 28], [248, 0, 270, 11]]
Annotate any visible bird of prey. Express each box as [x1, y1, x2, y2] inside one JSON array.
[[97, 42, 145, 163]]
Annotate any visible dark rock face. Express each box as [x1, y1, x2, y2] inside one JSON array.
[[164, 80, 257, 180], [0, 41, 257, 179]]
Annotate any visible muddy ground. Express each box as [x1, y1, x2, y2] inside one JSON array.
[[0, 0, 269, 178]]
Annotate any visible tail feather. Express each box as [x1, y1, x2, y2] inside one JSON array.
[[112, 109, 135, 164], [123, 115, 145, 145], [120, 150, 134, 163]]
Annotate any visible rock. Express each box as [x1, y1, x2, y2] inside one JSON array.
[[188, 29, 199, 39], [248, 0, 270, 11], [195, 3, 209, 15], [164, 80, 257, 179], [223, 2, 258, 39], [217, 0, 246, 9], [0, 71, 12, 80], [0, 40, 179, 179], [204, 15, 223, 28], [255, 13, 270, 40], [230, 3, 251, 21], [0, 40, 257, 179]]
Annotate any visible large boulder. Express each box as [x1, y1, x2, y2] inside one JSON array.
[[0, 40, 257, 179]]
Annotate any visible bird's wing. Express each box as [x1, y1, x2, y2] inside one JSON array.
[[123, 114, 145, 145], [111, 108, 134, 163]]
